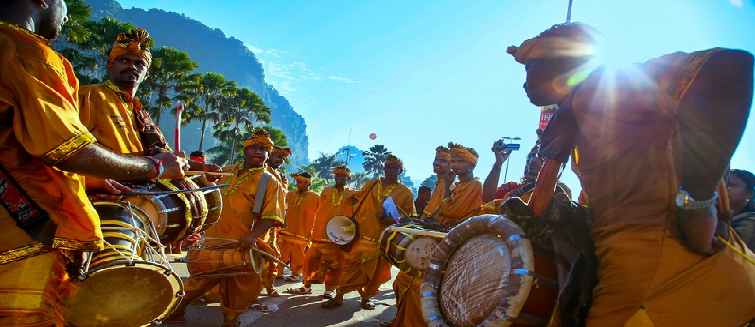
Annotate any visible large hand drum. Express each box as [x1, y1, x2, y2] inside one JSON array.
[[379, 224, 445, 277], [187, 174, 223, 233], [326, 215, 357, 245], [420, 215, 558, 327], [120, 178, 208, 244], [65, 201, 183, 327], [186, 242, 263, 278]]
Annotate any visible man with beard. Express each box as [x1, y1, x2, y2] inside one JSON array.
[[0, 1, 185, 325], [322, 155, 415, 310], [507, 22, 755, 326]]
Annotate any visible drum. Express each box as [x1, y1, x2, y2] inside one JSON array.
[[186, 240, 263, 278], [379, 224, 444, 277], [120, 178, 208, 244], [65, 201, 183, 327], [188, 174, 223, 233], [420, 215, 558, 327]]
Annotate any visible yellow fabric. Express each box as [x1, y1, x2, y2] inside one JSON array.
[[108, 28, 152, 67], [623, 309, 655, 327], [270, 147, 292, 157], [435, 146, 450, 161], [290, 173, 312, 184], [423, 179, 446, 217], [389, 271, 425, 327], [302, 242, 342, 288], [310, 186, 354, 242], [353, 179, 416, 241], [434, 178, 483, 227], [182, 274, 262, 315], [333, 166, 351, 178], [78, 84, 145, 155], [0, 251, 68, 327], [278, 190, 319, 275], [567, 49, 755, 327], [242, 129, 274, 152], [267, 167, 289, 192], [449, 144, 478, 165], [0, 23, 102, 260], [507, 37, 596, 64], [336, 239, 392, 297]]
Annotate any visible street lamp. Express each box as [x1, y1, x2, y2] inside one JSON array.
[[499, 136, 521, 182]]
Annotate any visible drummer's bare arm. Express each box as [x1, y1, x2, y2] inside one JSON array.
[[189, 160, 223, 182], [482, 145, 512, 203], [56, 144, 187, 180], [677, 49, 753, 254], [238, 219, 275, 250]]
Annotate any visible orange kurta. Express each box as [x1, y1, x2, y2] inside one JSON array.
[[422, 178, 446, 216], [279, 190, 319, 275], [563, 48, 755, 326], [262, 166, 286, 284], [337, 179, 415, 297], [303, 186, 353, 287], [183, 164, 284, 315], [434, 178, 483, 227], [0, 22, 103, 326], [78, 83, 146, 155]]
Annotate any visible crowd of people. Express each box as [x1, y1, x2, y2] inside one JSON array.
[[1, 1, 754, 327]]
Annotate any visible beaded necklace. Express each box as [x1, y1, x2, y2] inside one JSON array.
[[377, 178, 399, 202], [293, 190, 310, 206], [331, 187, 348, 207], [222, 165, 266, 196]]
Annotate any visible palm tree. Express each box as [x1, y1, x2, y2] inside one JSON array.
[[362, 144, 392, 178], [311, 153, 343, 182], [207, 126, 287, 166], [350, 172, 370, 189], [138, 46, 200, 126], [184, 73, 236, 152], [217, 88, 272, 164]]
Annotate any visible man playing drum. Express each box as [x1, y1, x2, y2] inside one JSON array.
[[389, 143, 483, 327], [508, 22, 755, 326], [165, 128, 286, 326], [0, 2, 186, 325], [278, 172, 320, 282], [287, 166, 353, 298], [322, 155, 415, 310]]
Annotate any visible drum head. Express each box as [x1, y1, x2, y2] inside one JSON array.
[[403, 236, 439, 271], [65, 262, 182, 327], [439, 233, 511, 326]]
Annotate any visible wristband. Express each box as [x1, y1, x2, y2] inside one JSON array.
[[147, 156, 164, 180]]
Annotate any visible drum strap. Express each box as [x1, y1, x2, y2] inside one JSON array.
[[0, 163, 56, 245], [253, 171, 273, 214]]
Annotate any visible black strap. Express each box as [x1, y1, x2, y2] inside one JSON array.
[[0, 163, 56, 245]]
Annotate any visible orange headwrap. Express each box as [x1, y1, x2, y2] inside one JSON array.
[[109, 28, 153, 67], [506, 37, 596, 64], [333, 165, 351, 178], [271, 146, 292, 157], [290, 173, 312, 183], [435, 145, 451, 161], [448, 142, 479, 166], [385, 155, 403, 169], [243, 128, 274, 152]]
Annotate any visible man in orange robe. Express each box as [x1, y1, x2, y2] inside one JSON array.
[[278, 172, 320, 282], [390, 143, 482, 327], [0, 2, 185, 326], [508, 22, 755, 326], [287, 166, 353, 297], [323, 155, 415, 310], [420, 146, 453, 218], [166, 129, 285, 326]]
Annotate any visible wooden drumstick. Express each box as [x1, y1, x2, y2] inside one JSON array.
[[184, 171, 234, 176], [388, 226, 447, 238]]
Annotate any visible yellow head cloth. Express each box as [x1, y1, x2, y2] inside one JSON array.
[[109, 28, 153, 67], [243, 128, 274, 152], [448, 142, 479, 166], [506, 37, 596, 64], [290, 173, 312, 183], [435, 145, 451, 161], [333, 165, 352, 178], [271, 146, 292, 157], [385, 155, 403, 169]]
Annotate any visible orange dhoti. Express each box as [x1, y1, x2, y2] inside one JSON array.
[[182, 273, 262, 315], [389, 271, 425, 327], [277, 234, 308, 276], [336, 239, 392, 299], [302, 242, 343, 290], [0, 251, 69, 327]]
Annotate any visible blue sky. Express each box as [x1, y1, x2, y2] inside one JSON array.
[[119, 0, 755, 193]]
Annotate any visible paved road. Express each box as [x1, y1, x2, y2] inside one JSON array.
[[155, 254, 399, 327]]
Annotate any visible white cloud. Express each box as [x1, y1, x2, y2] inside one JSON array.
[[245, 44, 263, 54], [328, 76, 360, 84]]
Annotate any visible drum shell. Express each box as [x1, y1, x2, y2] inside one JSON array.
[[189, 175, 223, 233], [379, 224, 440, 277], [186, 247, 262, 278]]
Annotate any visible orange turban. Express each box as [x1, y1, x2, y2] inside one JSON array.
[[290, 173, 312, 183], [271, 147, 292, 157], [435, 145, 450, 161], [333, 165, 351, 178], [448, 142, 479, 166], [507, 37, 596, 64], [385, 155, 403, 169], [243, 128, 274, 152], [109, 28, 153, 67]]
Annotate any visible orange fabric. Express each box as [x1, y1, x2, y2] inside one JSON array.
[[423, 179, 446, 217], [310, 186, 354, 242], [567, 49, 755, 327], [78, 83, 146, 155], [389, 271, 425, 327], [278, 190, 319, 275], [336, 239, 392, 298], [302, 242, 342, 288], [353, 179, 416, 241], [434, 178, 483, 227], [0, 23, 102, 262], [0, 251, 69, 327], [182, 274, 262, 315], [267, 167, 289, 192]]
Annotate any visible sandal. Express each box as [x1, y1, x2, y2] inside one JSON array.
[[250, 303, 273, 313], [379, 320, 394, 327], [173, 257, 187, 263], [283, 275, 300, 282], [285, 287, 312, 295], [322, 290, 335, 299], [266, 288, 280, 297], [360, 299, 376, 310], [321, 298, 343, 309]]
